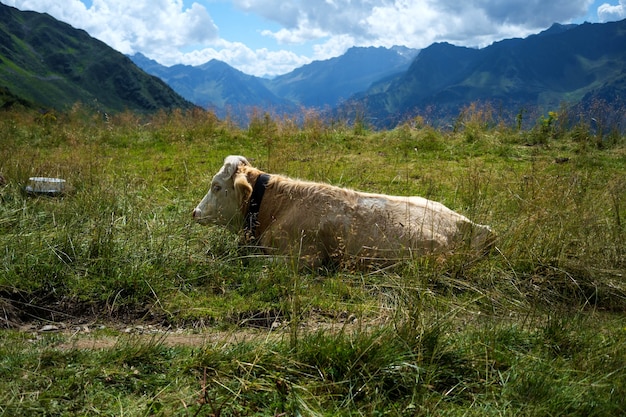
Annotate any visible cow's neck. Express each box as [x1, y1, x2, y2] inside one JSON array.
[[244, 173, 271, 239]]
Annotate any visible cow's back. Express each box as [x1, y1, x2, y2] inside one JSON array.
[[255, 177, 493, 267]]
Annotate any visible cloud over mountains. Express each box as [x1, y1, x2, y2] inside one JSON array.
[[2, 0, 620, 77]]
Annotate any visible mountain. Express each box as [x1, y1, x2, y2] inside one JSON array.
[[264, 46, 418, 108], [4, 1, 623, 127], [130, 53, 294, 118], [0, 3, 193, 112], [342, 20, 626, 127], [131, 46, 418, 115]]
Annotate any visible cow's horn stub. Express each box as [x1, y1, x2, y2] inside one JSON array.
[[219, 155, 250, 179], [226, 155, 250, 166]]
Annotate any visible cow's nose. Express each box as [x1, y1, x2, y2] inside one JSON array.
[[192, 208, 199, 218]]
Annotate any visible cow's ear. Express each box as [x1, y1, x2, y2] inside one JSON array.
[[220, 156, 250, 179], [234, 174, 253, 203]]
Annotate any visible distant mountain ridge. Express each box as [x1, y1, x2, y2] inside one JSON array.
[[263, 46, 418, 107], [132, 19, 626, 128], [343, 20, 626, 126], [130, 53, 294, 119], [130, 45, 418, 117], [2, 1, 625, 128], [0, 3, 193, 112]]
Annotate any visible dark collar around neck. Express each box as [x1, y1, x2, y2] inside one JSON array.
[[244, 173, 270, 238]]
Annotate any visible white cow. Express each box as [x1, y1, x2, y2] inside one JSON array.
[[193, 155, 495, 269]]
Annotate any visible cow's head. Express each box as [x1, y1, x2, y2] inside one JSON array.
[[192, 155, 253, 230]]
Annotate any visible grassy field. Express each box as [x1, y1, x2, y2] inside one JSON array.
[[0, 104, 625, 415]]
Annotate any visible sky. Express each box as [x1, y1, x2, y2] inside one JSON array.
[[1, 0, 625, 77]]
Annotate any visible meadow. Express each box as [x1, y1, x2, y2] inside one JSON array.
[[0, 103, 625, 416]]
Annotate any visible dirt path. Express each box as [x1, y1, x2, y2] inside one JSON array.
[[16, 313, 376, 350]]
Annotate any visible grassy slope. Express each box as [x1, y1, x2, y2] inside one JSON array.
[[0, 4, 193, 113], [0, 104, 625, 415]]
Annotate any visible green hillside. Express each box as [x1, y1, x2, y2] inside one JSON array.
[[347, 20, 626, 127], [0, 3, 193, 112]]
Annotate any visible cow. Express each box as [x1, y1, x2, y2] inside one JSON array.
[[193, 155, 495, 269]]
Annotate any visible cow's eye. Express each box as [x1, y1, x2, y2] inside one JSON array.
[[212, 184, 221, 192]]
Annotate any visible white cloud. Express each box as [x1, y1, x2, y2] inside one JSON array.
[[261, 26, 329, 45], [2, 0, 90, 23], [233, 0, 595, 50], [472, 0, 593, 26], [161, 39, 312, 78], [598, 0, 626, 21], [1, 0, 603, 76], [3, 0, 219, 54], [234, 0, 378, 42], [312, 34, 357, 61], [2, 0, 312, 77]]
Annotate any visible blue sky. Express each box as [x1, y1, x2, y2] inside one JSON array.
[[2, 0, 624, 77]]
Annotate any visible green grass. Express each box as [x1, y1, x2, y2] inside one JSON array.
[[0, 311, 624, 415], [0, 103, 625, 415]]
